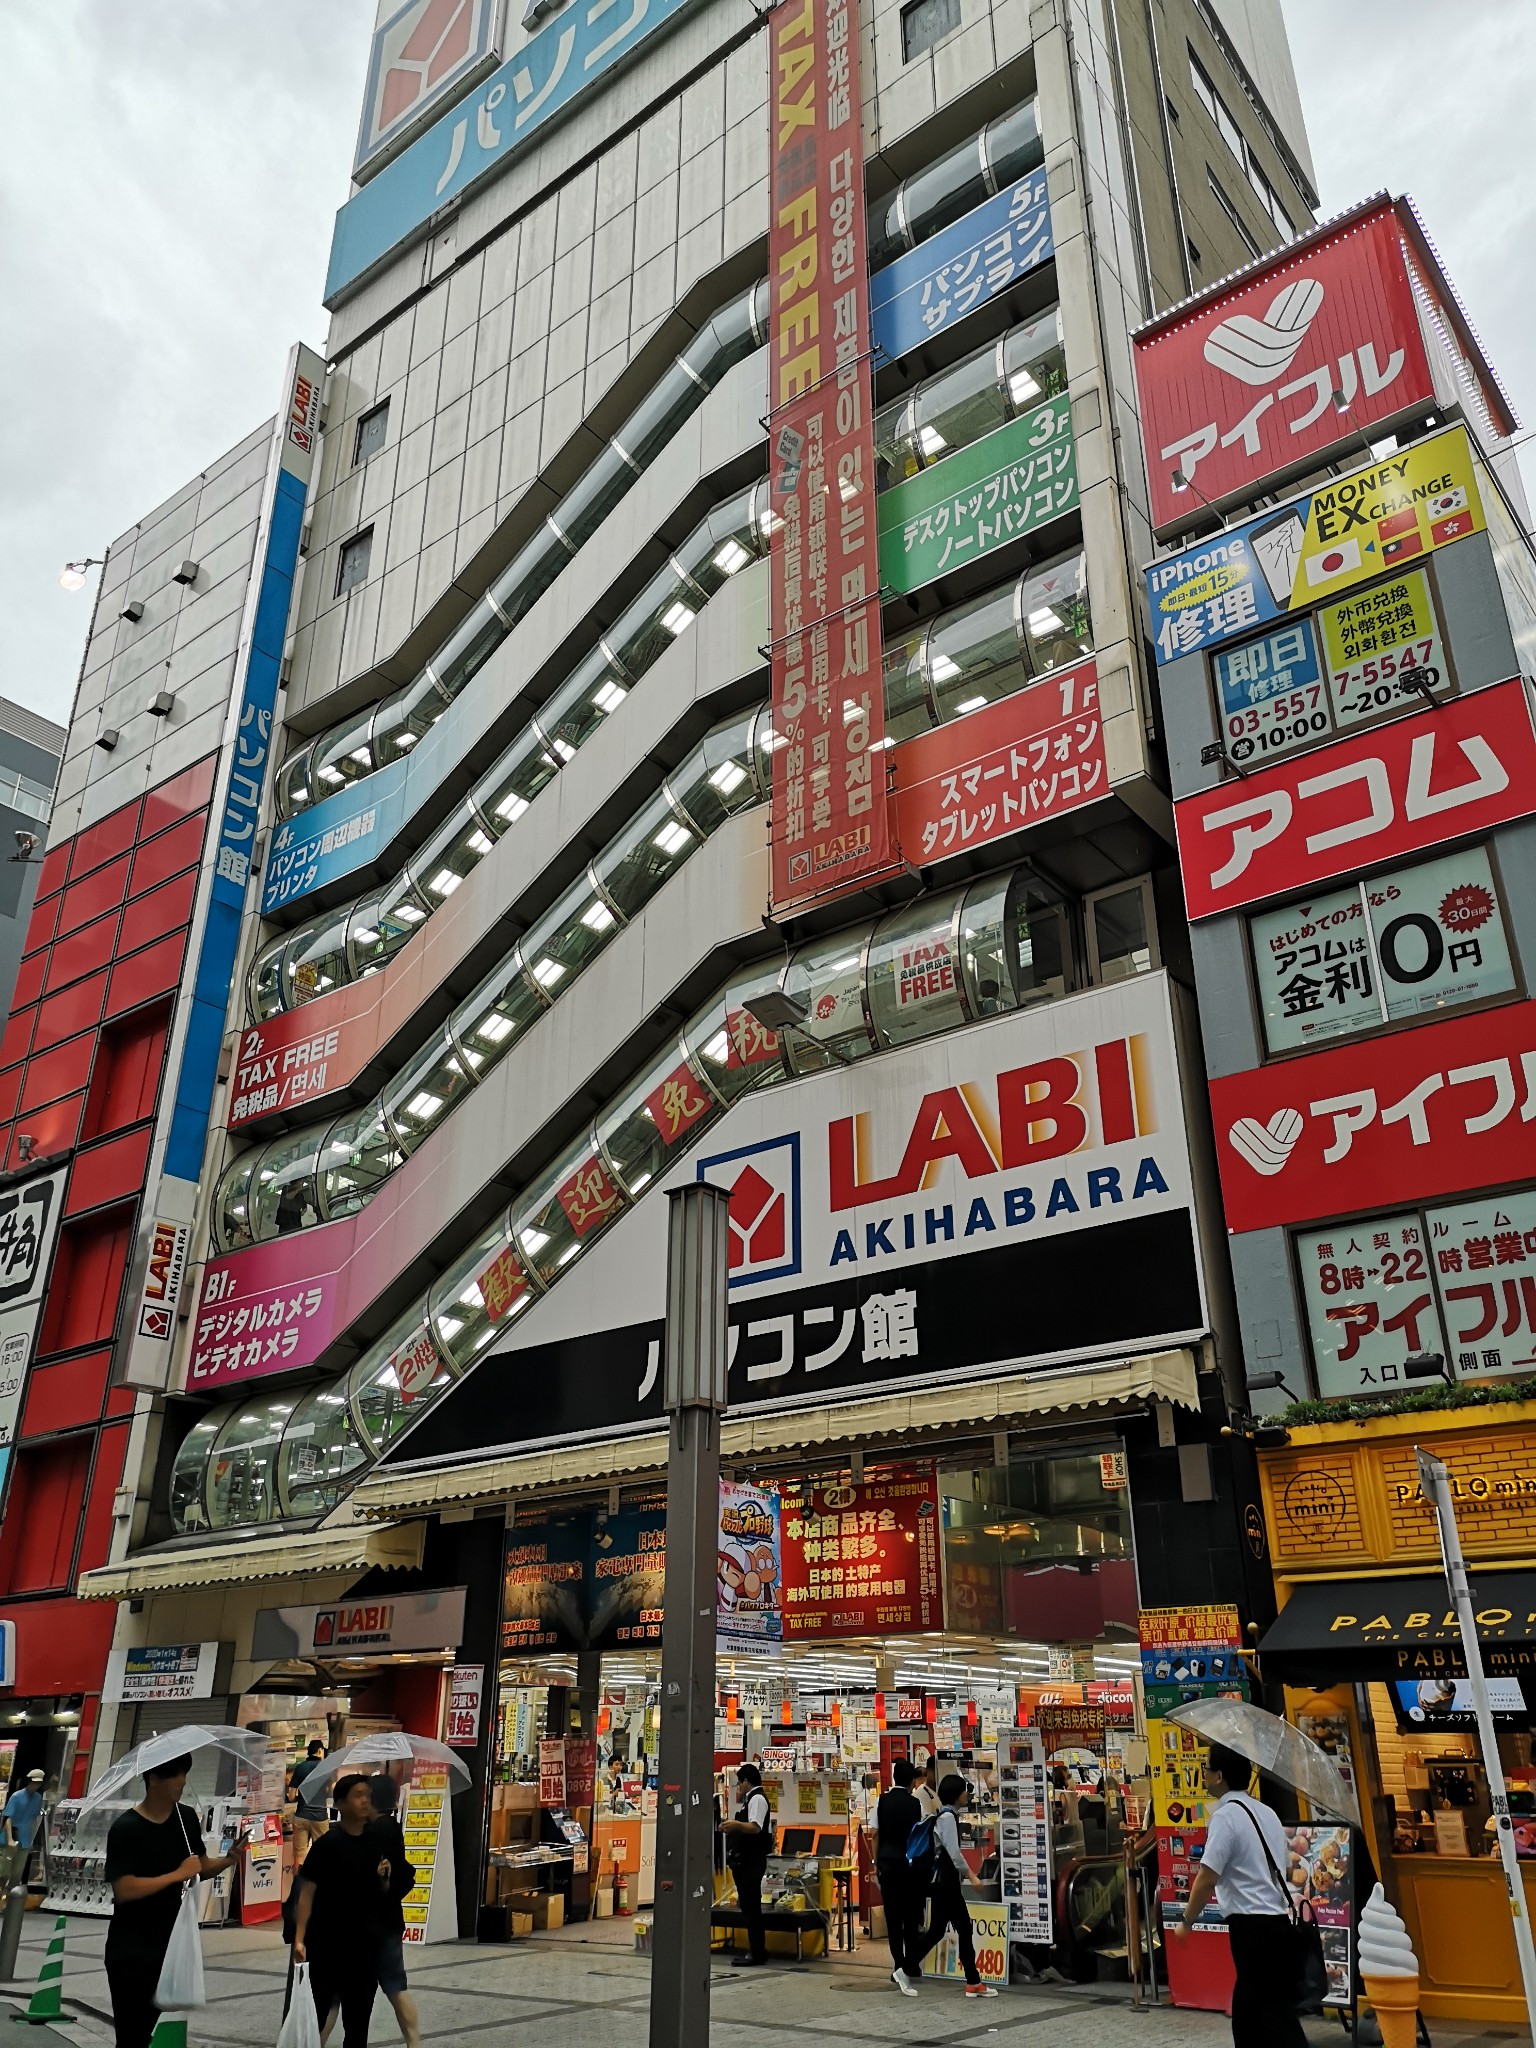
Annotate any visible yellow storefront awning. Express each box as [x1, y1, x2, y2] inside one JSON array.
[[76, 1518, 426, 1601], [340, 1348, 1200, 1523]]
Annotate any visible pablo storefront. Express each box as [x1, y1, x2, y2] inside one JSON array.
[[338, 974, 1274, 1971], [1254, 1402, 1536, 2025]]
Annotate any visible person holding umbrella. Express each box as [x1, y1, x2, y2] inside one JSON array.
[[292, 1773, 415, 2048], [104, 1754, 240, 2048]]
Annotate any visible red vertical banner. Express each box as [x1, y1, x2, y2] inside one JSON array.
[[767, 0, 889, 914]]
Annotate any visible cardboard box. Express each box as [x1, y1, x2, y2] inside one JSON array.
[[532, 1893, 564, 1930], [593, 1888, 614, 1919], [509, 1913, 534, 1938]]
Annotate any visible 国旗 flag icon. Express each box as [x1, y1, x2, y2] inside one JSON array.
[[1304, 538, 1361, 584], [1377, 506, 1418, 541]]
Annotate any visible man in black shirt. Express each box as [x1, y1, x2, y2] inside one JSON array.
[[293, 1774, 415, 2048], [874, 1757, 923, 1995], [104, 1754, 239, 2048]]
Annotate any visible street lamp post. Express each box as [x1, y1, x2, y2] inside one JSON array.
[[1415, 1446, 1536, 2031], [648, 1182, 731, 2048]]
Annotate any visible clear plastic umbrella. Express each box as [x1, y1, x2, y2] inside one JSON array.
[[80, 1725, 277, 1813], [301, 1732, 471, 1798], [1165, 1698, 1360, 1825]]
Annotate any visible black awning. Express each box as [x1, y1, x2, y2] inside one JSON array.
[[1262, 1570, 1536, 1682]]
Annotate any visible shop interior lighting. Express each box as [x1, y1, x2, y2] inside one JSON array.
[[661, 599, 695, 636], [581, 899, 616, 932], [593, 680, 627, 714], [1007, 368, 1041, 406], [653, 819, 692, 855], [531, 956, 565, 988], [714, 538, 750, 575]]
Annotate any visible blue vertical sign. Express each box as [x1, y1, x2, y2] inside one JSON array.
[[163, 344, 326, 1185], [870, 168, 1053, 364]]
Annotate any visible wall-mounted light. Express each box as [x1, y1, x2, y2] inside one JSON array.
[[9, 832, 38, 864], [16, 1136, 35, 1162], [59, 558, 102, 591], [148, 690, 175, 718], [172, 560, 199, 586], [120, 599, 144, 624], [97, 729, 120, 752]]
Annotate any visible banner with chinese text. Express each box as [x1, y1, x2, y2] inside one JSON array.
[[779, 1467, 943, 1638], [767, 0, 889, 912]]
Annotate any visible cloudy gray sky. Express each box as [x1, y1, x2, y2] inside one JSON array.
[[3, 0, 1532, 732]]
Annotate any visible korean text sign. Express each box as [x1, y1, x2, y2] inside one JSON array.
[[1175, 676, 1536, 919], [1210, 995, 1536, 1234], [767, 0, 890, 912], [877, 395, 1077, 595], [778, 1467, 943, 1638], [892, 659, 1104, 862], [1134, 201, 1433, 531], [1145, 425, 1485, 667]]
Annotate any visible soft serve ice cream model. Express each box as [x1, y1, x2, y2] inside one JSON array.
[[1358, 1882, 1421, 2047]]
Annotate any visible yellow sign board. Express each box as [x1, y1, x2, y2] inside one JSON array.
[[929, 1900, 1009, 1986]]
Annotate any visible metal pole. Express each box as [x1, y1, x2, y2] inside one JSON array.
[[1415, 1447, 1536, 2030], [0, 1883, 27, 1980], [648, 1183, 731, 2048]]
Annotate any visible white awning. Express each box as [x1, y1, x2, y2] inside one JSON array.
[[341, 1348, 1200, 1522], [76, 1519, 426, 1601]]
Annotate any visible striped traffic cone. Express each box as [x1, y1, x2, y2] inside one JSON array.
[[11, 1915, 73, 2023], [147, 2020, 187, 2048]]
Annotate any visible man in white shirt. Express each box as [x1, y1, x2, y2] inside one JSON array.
[[719, 1763, 773, 1967], [1174, 1743, 1305, 2047]]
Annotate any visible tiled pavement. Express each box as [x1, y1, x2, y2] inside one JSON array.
[[0, 1911, 1521, 2048]]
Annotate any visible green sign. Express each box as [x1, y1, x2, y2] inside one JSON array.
[[877, 395, 1077, 595]]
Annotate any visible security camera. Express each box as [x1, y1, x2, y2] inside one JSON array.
[[9, 832, 37, 863]]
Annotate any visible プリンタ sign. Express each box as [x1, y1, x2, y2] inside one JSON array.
[[379, 976, 1208, 1467], [1210, 995, 1536, 1233], [1134, 200, 1435, 532], [1144, 425, 1485, 668], [766, 0, 890, 913], [1175, 676, 1536, 919]]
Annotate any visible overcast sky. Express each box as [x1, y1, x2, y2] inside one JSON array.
[[2, 0, 1532, 734]]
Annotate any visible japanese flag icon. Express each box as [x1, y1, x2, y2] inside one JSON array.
[[1304, 538, 1361, 585], [1227, 1108, 1303, 1177]]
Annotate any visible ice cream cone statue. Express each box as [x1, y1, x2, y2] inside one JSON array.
[[1358, 1882, 1421, 2048]]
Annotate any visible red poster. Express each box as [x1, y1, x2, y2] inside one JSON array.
[[555, 1155, 623, 1237], [392, 1326, 442, 1405], [725, 1007, 782, 1071], [1176, 677, 1536, 919], [1210, 996, 1536, 1233], [893, 660, 1104, 861], [1134, 200, 1434, 531], [767, 0, 889, 913], [779, 1467, 943, 1638], [476, 1244, 530, 1321], [565, 1737, 597, 1810], [643, 1061, 715, 1146], [228, 1005, 370, 1130]]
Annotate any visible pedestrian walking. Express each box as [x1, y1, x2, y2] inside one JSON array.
[[290, 1740, 329, 1866], [366, 1775, 421, 2048], [1172, 1743, 1306, 2048], [719, 1762, 772, 1968], [292, 1773, 415, 2048], [103, 1754, 238, 2048], [874, 1757, 923, 1996], [2, 1768, 45, 1885], [909, 1774, 997, 1999]]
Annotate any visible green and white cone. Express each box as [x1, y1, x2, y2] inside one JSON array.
[[147, 2018, 187, 2048], [11, 1915, 73, 2024]]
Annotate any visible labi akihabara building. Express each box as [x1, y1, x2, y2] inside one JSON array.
[[55, 0, 1323, 1972]]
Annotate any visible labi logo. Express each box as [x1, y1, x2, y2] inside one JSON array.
[[0, 1177, 55, 1308], [1205, 278, 1324, 386], [697, 1135, 801, 1286]]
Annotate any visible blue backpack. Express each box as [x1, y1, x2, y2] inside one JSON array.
[[905, 1813, 938, 1883]]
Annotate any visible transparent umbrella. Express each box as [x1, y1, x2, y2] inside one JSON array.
[[80, 1725, 277, 1813], [1166, 1698, 1360, 1825], [302, 1732, 471, 1798]]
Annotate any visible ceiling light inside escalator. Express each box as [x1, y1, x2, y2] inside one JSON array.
[[467, 830, 493, 855], [428, 869, 461, 897], [661, 599, 695, 636], [1008, 368, 1041, 405], [593, 680, 627, 714], [653, 820, 691, 855], [955, 695, 988, 715], [474, 1013, 514, 1043], [496, 793, 529, 824], [917, 424, 947, 457], [522, 1228, 550, 1253], [352, 927, 379, 945], [701, 1030, 730, 1064], [714, 539, 750, 575], [395, 902, 425, 922], [350, 747, 372, 765], [407, 1092, 442, 1119], [320, 765, 344, 784], [929, 652, 960, 684], [581, 900, 615, 931], [709, 760, 747, 795], [531, 957, 565, 988], [396, 730, 418, 748], [436, 1315, 462, 1340], [1027, 606, 1064, 636]]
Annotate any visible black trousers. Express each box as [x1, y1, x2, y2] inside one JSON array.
[[877, 1861, 922, 1975], [911, 1866, 979, 1985], [1226, 1914, 1308, 2048], [308, 1954, 380, 2048], [733, 1861, 767, 1960], [105, 1948, 162, 2048]]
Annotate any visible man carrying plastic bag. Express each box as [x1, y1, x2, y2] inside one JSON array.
[[104, 1753, 239, 2048]]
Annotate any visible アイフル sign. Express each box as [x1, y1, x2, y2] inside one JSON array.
[[766, 0, 890, 913], [1134, 200, 1435, 533], [1175, 676, 1536, 918]]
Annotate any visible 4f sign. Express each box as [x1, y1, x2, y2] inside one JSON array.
[[1176, 679, 1536, 918]]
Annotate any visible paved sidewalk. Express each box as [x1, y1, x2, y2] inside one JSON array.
[[0, 1911, 1519, 2048]]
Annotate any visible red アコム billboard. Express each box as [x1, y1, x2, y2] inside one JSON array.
[[1175, 677, 1536, 919], [1134, 199, 1434, 533], [766, 0, 890, 912]]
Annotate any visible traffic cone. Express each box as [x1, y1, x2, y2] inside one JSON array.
[[147, 2020, 187, 2048], [11, 1915, 74, 2024]]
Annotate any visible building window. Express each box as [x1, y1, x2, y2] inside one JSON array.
[[353, 400, 389, 467], [1206, 168, 1261, 258], [1086, 878, 1158, 984], [902, 0, 960, 61], [1165, 96, 1181, 129], [1191, 45, 1297, 241], [335, 529, 373, 598], [1186, 236, 1202, 273]]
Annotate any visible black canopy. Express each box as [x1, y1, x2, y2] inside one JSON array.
[[1262, 1570, 1536, 1682]]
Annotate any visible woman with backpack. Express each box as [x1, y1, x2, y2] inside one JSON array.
[[907, 1774, 999, 1999]]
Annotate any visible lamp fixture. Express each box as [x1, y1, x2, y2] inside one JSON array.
[[1403, 1349, 1452, 1384], [120, 599, 145, 624], [59, 558, 102, 591], [16, 1135, 35, 1162], [1247, 1370, 1300, 1402], [96, 728, 120, 752], [10, 832, 37, 864]]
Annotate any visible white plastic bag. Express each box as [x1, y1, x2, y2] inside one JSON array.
[[155, 1883, 206, 2010], [277, 1964, 322, 2048]]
